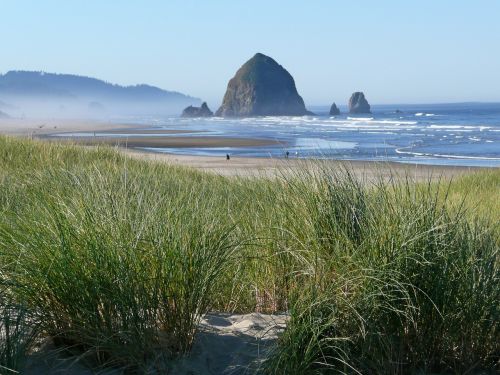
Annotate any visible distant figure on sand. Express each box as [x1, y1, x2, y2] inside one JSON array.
[[226, 153, 230, 160], [285, 151, 289, 158]]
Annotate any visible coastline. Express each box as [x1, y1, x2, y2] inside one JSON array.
[[0, 118, 490, 179], [0, 118, 140, 136], [1, 120, 498, 375], [42, 135, 283, 149], [123, 148, 480, 179]]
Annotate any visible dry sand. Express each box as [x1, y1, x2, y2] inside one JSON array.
[[24, 313, 288, 374], [0, 118, 138, 136], [170, 313, 288, 374]]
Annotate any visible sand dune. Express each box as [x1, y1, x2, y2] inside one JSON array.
[[24, 313, 288, 374]]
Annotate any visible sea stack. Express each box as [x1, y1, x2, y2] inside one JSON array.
[[348, 92, 371, 114], [216, 53, 310, 117], [181, 102, 214, 117], [329, 102, 340, 116]]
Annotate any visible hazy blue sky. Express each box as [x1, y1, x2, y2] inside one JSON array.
[[1, 0, 499, 106]]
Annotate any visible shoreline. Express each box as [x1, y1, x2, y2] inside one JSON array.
[[1, 120, 498, 375], [0, 119, 494, 179], [41, 135, 283, 149], [0, 118, 141, 136], [123, 148, 482, 179]]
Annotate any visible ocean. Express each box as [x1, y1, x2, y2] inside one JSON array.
[[67, 102, 500, 167]]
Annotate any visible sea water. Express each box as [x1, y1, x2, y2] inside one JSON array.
[[69, 102, 500, 167]]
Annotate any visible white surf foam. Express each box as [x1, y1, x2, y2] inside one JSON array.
[[347, 117, 374, 121], [295, 138, 357, 150], [396, 148, 500, 160]]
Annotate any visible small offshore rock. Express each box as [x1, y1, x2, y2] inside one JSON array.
[[181, 102, 214, 117], [348, 92, 371, 114], [329, 102, 340, 116]]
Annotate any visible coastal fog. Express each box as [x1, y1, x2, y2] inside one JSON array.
[[0, 70, 200, 119]]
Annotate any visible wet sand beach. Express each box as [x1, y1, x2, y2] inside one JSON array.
[[0, 119, 484, 181], [0, 119, 485, 180], [123, 148, 479, 179], [44, 135, 283, 149]]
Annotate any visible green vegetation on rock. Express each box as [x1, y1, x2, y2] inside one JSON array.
[[216, 53, 310, 117]]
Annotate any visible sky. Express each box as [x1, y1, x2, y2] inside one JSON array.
[[1, 0, 499, 107]]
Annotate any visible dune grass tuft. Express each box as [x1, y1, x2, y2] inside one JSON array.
[[262, 167, 499, 374], [0, 137, 240, 370]]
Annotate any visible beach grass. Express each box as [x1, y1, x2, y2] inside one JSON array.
[[262, 167, 499, 374], [0, 135, 498, 373], [0, 137, 241, 371], [0, 295, 36, 373]]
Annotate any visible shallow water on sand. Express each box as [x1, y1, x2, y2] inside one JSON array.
[[70, 103, 500, 167]]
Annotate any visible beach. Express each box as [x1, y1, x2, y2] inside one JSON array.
[[0, 118, 139, 136], [0, 118, 482, 180], [45, 135, 283, 149], [123, 149, 479, 179], [2, 3, 498, 372], [0, 122, 498, 374]]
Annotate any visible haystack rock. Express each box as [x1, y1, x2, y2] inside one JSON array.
[[216, 53, 310, 117], [181, 102, 213, 117], [348, 92, 371, 114], [329, 102, 340, 116]]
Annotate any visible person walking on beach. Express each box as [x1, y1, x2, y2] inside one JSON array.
[[226, 153, 230, 160]]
